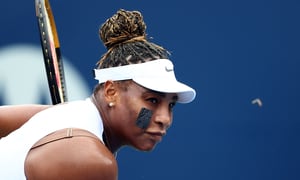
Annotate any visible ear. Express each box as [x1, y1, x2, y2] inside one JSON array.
[[103, 80, 118, 103]]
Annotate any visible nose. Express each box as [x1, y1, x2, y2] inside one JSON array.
[[154, 109, 172, 130]]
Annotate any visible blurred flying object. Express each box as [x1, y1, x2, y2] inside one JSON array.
[[252, 98, 263, 107]]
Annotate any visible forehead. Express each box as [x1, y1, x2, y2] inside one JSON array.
[[129, 81, 178, 101]]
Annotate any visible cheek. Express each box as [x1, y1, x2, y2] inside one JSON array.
[[118, 97, 141, 126], [135, 108, 153, 129]]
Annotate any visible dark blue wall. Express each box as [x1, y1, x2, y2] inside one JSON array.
[[1, 0, 300, 179]]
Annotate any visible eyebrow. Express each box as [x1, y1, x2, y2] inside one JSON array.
[[133, 81, 178, 101], [145, 89, 178, 102]]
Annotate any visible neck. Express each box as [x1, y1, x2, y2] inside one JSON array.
[[90, 94, 121, 154]]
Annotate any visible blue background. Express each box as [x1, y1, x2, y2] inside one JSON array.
[[1, 0, 300, 179]]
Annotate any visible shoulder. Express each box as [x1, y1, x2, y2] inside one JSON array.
[[25, 128, 118, 180], [34, 100, 99, 124]]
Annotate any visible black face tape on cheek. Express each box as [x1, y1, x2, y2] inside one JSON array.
[[135, 108, 153, 129]]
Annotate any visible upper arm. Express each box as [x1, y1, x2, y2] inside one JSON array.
[[0, 104, 49, 138], [25, 128, 118, 180]]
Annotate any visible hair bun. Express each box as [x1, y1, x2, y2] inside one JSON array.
[[99, 9, 147, 49]]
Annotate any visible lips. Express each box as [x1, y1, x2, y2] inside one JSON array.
[[146, 131, 166, 142]]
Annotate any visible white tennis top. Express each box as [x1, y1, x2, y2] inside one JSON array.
[[0, 98, 104, 179]]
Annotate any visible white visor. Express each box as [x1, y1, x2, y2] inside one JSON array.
[[94, 59, 196, 103]]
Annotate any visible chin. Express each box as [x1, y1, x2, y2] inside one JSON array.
[[135, 142, 158, 152]]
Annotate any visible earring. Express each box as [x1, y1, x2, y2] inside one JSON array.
[[108, 102, 114, 107]]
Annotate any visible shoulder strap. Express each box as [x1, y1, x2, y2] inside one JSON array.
[[31, 128, 101, 149]]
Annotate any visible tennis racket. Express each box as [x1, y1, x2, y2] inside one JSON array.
[[35, 0, 67, 104]]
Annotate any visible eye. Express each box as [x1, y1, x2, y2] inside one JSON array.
[[169, 102, 176, 109], [148, 97, 158, 104]]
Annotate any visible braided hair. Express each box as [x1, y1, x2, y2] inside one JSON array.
[[97, 9, 170, 69]]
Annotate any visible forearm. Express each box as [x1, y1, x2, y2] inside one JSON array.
[[0, 104, 50, 138]]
